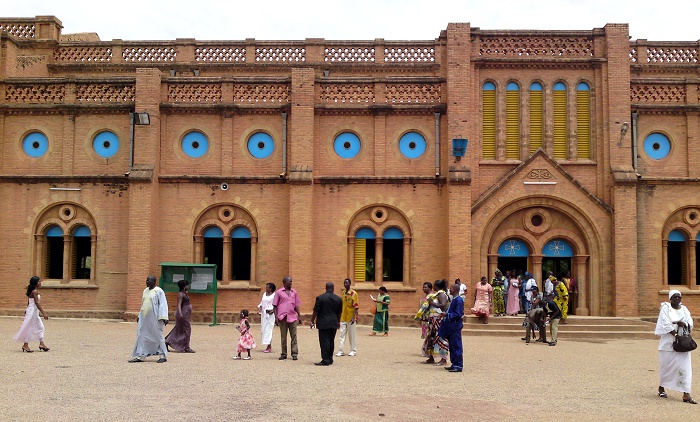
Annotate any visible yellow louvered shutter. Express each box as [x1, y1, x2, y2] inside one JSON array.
[[553, 90, 567, 159], [576, 90, 590, 159], [482, 90, 496, 159], [529, 91, 543, 154], [354, 239, 366, 281], [506, 89, 520, 159]]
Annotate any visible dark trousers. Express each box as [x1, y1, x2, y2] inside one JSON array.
[[445, 330, 463, 369], [318, 328, 337, 364], [278, 319, 298, 358]]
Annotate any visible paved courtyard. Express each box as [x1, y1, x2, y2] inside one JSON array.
[[0, 317, 696, 421]]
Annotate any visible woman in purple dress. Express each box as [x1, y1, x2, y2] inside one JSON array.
[[165, 279, 195, 353]]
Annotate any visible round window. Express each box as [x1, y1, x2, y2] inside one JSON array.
[[247, 132, 275, 159], [333, 132, 361, 159], [182, 131, 209, 158], [399, 132, 426, 159], [643, 133, 671, 160], [93, 131, 120, 158], [22, 132, 49, 158]]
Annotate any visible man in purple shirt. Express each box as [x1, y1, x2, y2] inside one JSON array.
[[272, 276, 302, 360]]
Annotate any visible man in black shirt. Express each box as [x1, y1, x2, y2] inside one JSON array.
[[310, 282, 342, 366]]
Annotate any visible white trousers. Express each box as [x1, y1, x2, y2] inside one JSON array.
[[337, 322, 357, 354]]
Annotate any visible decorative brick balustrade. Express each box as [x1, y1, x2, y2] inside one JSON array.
[[475, 34, 594, 57], [629, 41, 699, 64]]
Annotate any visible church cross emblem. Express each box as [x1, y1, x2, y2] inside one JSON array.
[[549, 240, 566, 255], [505, 240, 520, 255]]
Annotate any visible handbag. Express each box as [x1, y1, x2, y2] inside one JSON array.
[[371, 306, 377, 315], [673, 327, 698, 352]]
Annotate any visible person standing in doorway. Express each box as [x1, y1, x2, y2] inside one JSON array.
[[310, 282, 342, 366], [129, 275, 169, 363], [273, 276, 302, 361], [336, 278, 359, 357]]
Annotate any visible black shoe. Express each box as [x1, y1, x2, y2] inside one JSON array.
[[279, 355, 287, 360], [314, 361, 330, 366], [447, 368, 462, 372], [444, 366, 454, 371], [292, 356, 298, 361], [521, 337, 527, 341], [128, 357, 143, 363], [156, 357, 167, 363], [548, 342, 556, 346]]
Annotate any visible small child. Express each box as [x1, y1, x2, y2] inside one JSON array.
[[234, 310, 256, 360]]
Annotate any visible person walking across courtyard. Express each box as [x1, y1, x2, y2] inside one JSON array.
[[273, 276, 302, 361], [310, 282, 342, 366], [130, 275, 169, 363]]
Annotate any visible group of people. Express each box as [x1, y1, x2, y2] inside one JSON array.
[[11, 273, 698, 403]]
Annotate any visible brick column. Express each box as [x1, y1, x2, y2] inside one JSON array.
[[613, 184, 638, 316], [445, 23, 473, 285], [574, 255, 590, 315], [125, 68, 162, 316], [347, 237, 355, 281], [61, 112, 75, 175], [289, 67, 315, 308]]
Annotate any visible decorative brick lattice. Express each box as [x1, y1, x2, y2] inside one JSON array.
[[384, 47, 435, 62], [77, 84, 134, 102], [630, 84, 686, 103], [195, 47, 246, 62], [527, 169, 554, 179], [324, 47, 375, 62], [478, 37, 593, 57], [5, 84, 65, 103], [319, 84, 375, 103], [385, 84, 440, 103], [0, 23, 35, 38], [629, 47, 637, 63], [255, 47, 305, 62], [168, 84, 222, 103], [55, 47, 113, 63], [646, 47, 698, 63], [122, 47, 177, 62], [233, 84, 289, 103]]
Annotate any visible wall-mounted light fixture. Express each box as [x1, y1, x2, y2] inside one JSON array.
[[129, 112, 151, 170], [452, 138, 469, 161]]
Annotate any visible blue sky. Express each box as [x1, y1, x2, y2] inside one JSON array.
[[4, 0, 698, 41]]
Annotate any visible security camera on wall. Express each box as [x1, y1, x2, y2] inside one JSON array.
[[220, 182, 228, 191]]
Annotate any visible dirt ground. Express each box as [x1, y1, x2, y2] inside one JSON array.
[[0, 316, 697, 421]]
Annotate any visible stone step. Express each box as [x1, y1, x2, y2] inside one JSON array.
[[462, 328, 657, 340], [463, 316, 653, 326], [468, 323, 652, 332]]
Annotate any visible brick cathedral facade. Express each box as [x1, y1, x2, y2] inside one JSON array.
[[1, 16, 698, 320]]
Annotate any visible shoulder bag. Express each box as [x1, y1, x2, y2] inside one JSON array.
[[673, 326, 697, 353]]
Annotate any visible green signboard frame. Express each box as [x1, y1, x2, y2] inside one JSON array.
[[159, 262, 218, 325]]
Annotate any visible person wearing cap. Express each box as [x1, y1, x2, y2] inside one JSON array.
[[655, 290, 696, 404]]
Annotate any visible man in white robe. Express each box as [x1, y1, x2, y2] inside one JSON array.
[[129, 275, 169, 363]]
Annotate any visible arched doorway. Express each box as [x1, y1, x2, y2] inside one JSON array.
[[541, 238, 573, 281], [497, 238, 529, 276]]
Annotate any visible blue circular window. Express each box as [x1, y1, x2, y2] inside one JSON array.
[[93, 131, 119, 158], [23, 132, 49, 158], [182, 131, 209, 158], [399, 132, 426, 159], [643, 133, 671, 160], [247, 132, 275, 159], [334, 132, 361, 159]]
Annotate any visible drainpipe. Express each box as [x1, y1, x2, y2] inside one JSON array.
[[632, 111, 639, 175], [435, 112, 440, 177], [281, 112, 287, 178]]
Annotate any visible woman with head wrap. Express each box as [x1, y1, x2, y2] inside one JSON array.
[[655, 290, 696, 404]]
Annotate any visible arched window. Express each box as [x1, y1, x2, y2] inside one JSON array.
[[72, 225, 92, 279], [45, 225, 64, 279], [203, 226, 224, 281], [576, 82, 591, 159], [529, 83, 544, 154], [506, 82, 520, 160], [668, 230, 687, 285], [231, 226, 251, 281], [553, 82, 568, 159], [348, 206, 411, 284], [193, 205, 258, 286], [34, 204, 97, 283], [383, 227, 404, 281], [482, 82, 496, 159]]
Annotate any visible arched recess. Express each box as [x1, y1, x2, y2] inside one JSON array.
[[347, 205, 412, 285], [661, 209, 699, 288], [193, 204, 258, 286], [33, 203, 98, 284], [477, 196, 604, 315]]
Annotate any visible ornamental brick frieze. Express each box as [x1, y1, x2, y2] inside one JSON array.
[[473, 60, 596, 71], [630, 84, 686, 103], [77, 84, 134, 102], [195, 47, 246, 62], [232, 84, 289, 103], [16, 55, 47, 69], [55, 46, 113, 63], [168, 83, 222, 103], [526, 169, 555, 180], [255, 47, 306, 62], [385, 84, 440, 103], [475, 36, 594, 58], [319, 84, 375, 103], [122, 46, 177, 62], [324, 47, 375, 63], [0, 22, 35, 38], [5, 84, 65, 103]]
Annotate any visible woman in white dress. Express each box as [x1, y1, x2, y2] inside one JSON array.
[[257, 282, 276, 353], [13, 276, 49, 352], [655, 289, 696, 404]]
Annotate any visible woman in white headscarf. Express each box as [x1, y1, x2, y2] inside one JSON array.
[[655, 289, 696, 404]]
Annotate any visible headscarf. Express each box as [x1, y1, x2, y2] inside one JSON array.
[[668, 289, 681, 300]]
